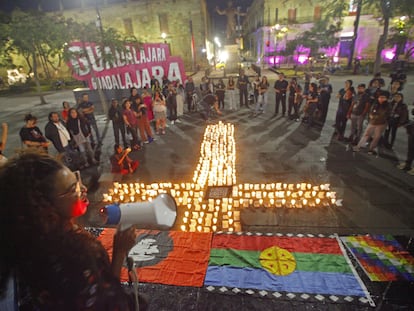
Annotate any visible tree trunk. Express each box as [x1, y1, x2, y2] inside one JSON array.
[[32, 51, 47, 105], [347, 0, 362, 69], [373, 2, 390, 74]]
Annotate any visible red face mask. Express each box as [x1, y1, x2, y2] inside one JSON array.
[[71, 197, 89, 218]]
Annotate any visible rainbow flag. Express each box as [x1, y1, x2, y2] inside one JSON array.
[[340, 235, 414, 282], [205, 233, 370, 298]]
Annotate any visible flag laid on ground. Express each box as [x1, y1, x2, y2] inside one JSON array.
[[98, 228, 213, 287], [340, 235, 414, 282], [205, 233, 371, 300]]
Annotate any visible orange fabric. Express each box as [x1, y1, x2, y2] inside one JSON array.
[[98, 229, 213, 287]]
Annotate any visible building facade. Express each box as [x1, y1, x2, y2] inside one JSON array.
[[242, 0, 412, 67], [49, 0, 211, 71]]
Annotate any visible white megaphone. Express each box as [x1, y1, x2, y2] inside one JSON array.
[[100, 193, 177, 231]]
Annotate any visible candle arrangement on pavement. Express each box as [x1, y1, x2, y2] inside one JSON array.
[[103, 122, 338, 232]]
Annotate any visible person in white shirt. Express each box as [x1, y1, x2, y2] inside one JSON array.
[[45, 112, 71, 154]]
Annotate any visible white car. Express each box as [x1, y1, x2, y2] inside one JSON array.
[[7, 69, 27, 85]]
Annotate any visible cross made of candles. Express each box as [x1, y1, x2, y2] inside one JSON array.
[[103, 121, 338, 233]]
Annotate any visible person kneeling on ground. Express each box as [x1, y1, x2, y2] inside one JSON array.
[[110, 144, 139, 175], [201, 92, 222, 120]]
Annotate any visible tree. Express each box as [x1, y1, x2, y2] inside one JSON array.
[[3, 9, 70, 103], [0, 12, 13, 68], [386, 5, 414, 61], [287, 19, 341, 59], [2, 8, 137, 107], [372, 0, 393, 73], [322, 0, 413, 73], [372, 0, 413, 72]]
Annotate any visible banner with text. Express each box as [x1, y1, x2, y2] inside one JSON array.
[[67, 42, 186, 90]]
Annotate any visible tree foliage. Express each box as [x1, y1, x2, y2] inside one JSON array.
[[0, 7, 138, 105], [322, 0, 414, 72], [287, 18, 342, 57]]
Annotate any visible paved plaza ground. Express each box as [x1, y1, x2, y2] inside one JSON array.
[[1, 69, 413, 310]]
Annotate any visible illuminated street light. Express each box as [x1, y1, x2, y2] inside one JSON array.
[[214, 37, 221, 48]]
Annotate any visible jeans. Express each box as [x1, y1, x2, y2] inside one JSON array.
[[349, 114, 365, 143], [112, 121, 127, 146], [357, 123, 387, 151], [255, 93, 268, 113], [275, 93, 287, 115]]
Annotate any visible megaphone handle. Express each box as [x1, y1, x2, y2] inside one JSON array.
[[127, 256, 140, 311]]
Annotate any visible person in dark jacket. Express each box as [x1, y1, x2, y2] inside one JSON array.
[[383, 92, 408, 149], [45, 112, 71, 154], [346, 84, 370, 145], [397, 105, 414, 175], [353, 90, 391, 155], [108, 99, 128, 147], [66, 108, 98, 167]]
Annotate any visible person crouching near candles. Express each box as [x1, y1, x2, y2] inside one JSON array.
[[200, 91, 222, 121], [0, 151, 147, 310], [110, 144, 139, 175]]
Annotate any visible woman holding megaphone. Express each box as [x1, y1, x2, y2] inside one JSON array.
[[0, 151, 147, 310]]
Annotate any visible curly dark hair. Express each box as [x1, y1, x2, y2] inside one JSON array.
[[0, 151, 68, 296]]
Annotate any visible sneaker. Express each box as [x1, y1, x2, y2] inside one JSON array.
[[148, 137, 155, 143], [144, 140, 149, 144], [171, 120, 175, 125], [162, 130, 166, 135], [397, 163, 407, 170], [367, 150, 377, 156], [175, 119, 182, 123], [352, 146, 360, 152], [407, 168, 414, 175]]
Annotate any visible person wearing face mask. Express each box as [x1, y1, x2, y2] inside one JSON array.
[[0, 151, 147, 310]]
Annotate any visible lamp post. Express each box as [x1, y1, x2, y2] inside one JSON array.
[[214, 37, 221, 69], [273, 24, 288, 68], [161, 32, 167, 44]]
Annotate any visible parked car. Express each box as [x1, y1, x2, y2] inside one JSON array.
[[7, 69, 27, 85], [215, 62, 226, 70]]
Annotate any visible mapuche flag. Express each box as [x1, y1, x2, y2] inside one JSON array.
[[98, 229, 213, 287], [205, 233, 368, 297]]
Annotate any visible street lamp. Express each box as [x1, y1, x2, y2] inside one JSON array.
[[213, 37, 221, 68], [161, 32, 167, 43], [273, 24, 288, 68]]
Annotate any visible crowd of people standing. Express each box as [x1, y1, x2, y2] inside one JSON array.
[[0, 69, 412, 177]]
